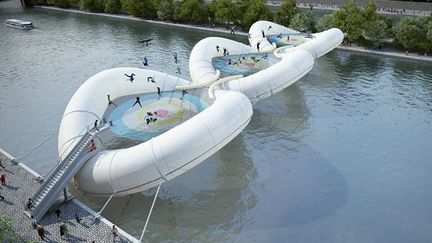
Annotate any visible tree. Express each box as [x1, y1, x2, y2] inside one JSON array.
[[290, 11, 316, 32], [317, 13, 334, 31], [394, 17, 425, 51], [209, 0, 239, 26], [51, 0, 69, 7], [80, 0, 104, 12], [240, 0, 273, 29], [362, 2, 378, 23], [364, 19, 391, 48], [427, 20, 432, 43], [332, 0, 365, 42], [122, 0, 157, 18], [157, 0, 176, 21], [275, 0, 298, 27], [177, 0, 208, 24], [104, 0, 121, 13]]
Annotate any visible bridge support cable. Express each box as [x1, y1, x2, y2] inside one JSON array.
[[93, 192, 116, 221], [139, 183, 161, 242]]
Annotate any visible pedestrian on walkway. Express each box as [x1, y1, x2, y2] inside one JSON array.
[[60, 223, 68, 239], [157, 87, 161, 97], [32, 219, 38, 229], [0, 160, 5, 169], [27, 198, 33, 209], [55, 208, 61, 219], [0, 193, 4, 201], [37, 226, 46, 241], [75, 213, 82, 224], [0, 174, 6, 186], [112, 225, 118, 242]]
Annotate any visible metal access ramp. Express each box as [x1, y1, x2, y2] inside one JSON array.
[[25, 127, 102, 222]]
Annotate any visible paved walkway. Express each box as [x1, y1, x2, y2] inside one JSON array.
[[337, 44, 432, 62], [0, 148, 138, 243]]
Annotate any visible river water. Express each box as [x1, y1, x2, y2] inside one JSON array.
[[1, 2, 432, 242]]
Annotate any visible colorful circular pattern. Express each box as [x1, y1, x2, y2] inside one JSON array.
[[108, 92, 208, 141]]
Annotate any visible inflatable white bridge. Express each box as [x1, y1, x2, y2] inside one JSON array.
[[25, 21, 343, 222]]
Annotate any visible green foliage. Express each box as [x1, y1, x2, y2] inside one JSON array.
[[53, 0, 70, 7], [316, 13, 334, 31], [427, 20, 432, 43], [69, 0, 79, 6], [394, 16, 430, 51], [122, 0, 157, 18], [104, 0, 121, 13], [364, 19, 391, 48], [290, 11, 316, 32], [157, 0, 176, 21], [275, 0, 298, 27], [332, 0, 365, 42], [209, 0, 239, 25], [177, 0, 208, 24], [0, 217, 28, 243], [79, 0, 104, 12], [240, 0, 273, 29], [362, 2, 378, 22]]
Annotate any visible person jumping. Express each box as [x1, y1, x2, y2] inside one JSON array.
[[124, 73, 135, 83], [133, 96, 142, 108], [107, 95, 117, 107], [173, 52, 179, 63]]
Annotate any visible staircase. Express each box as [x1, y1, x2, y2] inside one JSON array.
[[26, 129, 100, 222]]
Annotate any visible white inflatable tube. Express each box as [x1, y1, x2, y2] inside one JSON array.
[[249, 20, 298, 52], [189, 37, 314, 103], [189, 37, 251, 84], [221, 50, 314, 103], [249, 20, 343, 59], [274, 28, 344, 59], [59, 68, 253, 196]]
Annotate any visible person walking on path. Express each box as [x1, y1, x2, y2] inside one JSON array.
[[108, 95, 117, 107], [112, 225, 119, 242], [60, 223, 68, 239], [75, 213, 82, 224], [124, 73, 135, 83], [55, 208, 61, 219], [37, 226, 46, 241], [261, 30, 265, 38], [0, 174, 6, 186], [0, 193, 4, 201], [0, 160, 5, 169], [27, 198, 33, 209], [257, 42, 261, 52], [133, 97, 142, 108]]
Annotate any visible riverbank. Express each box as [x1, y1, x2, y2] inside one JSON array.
[[0, 147, 138, 242], [36, 6, 432, 63]]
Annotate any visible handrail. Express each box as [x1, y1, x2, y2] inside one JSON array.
[[175, 70, 221, 90], [208, 75, 244, 100], [40, 125, 90, 180], [31, 130, 91, 204]]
